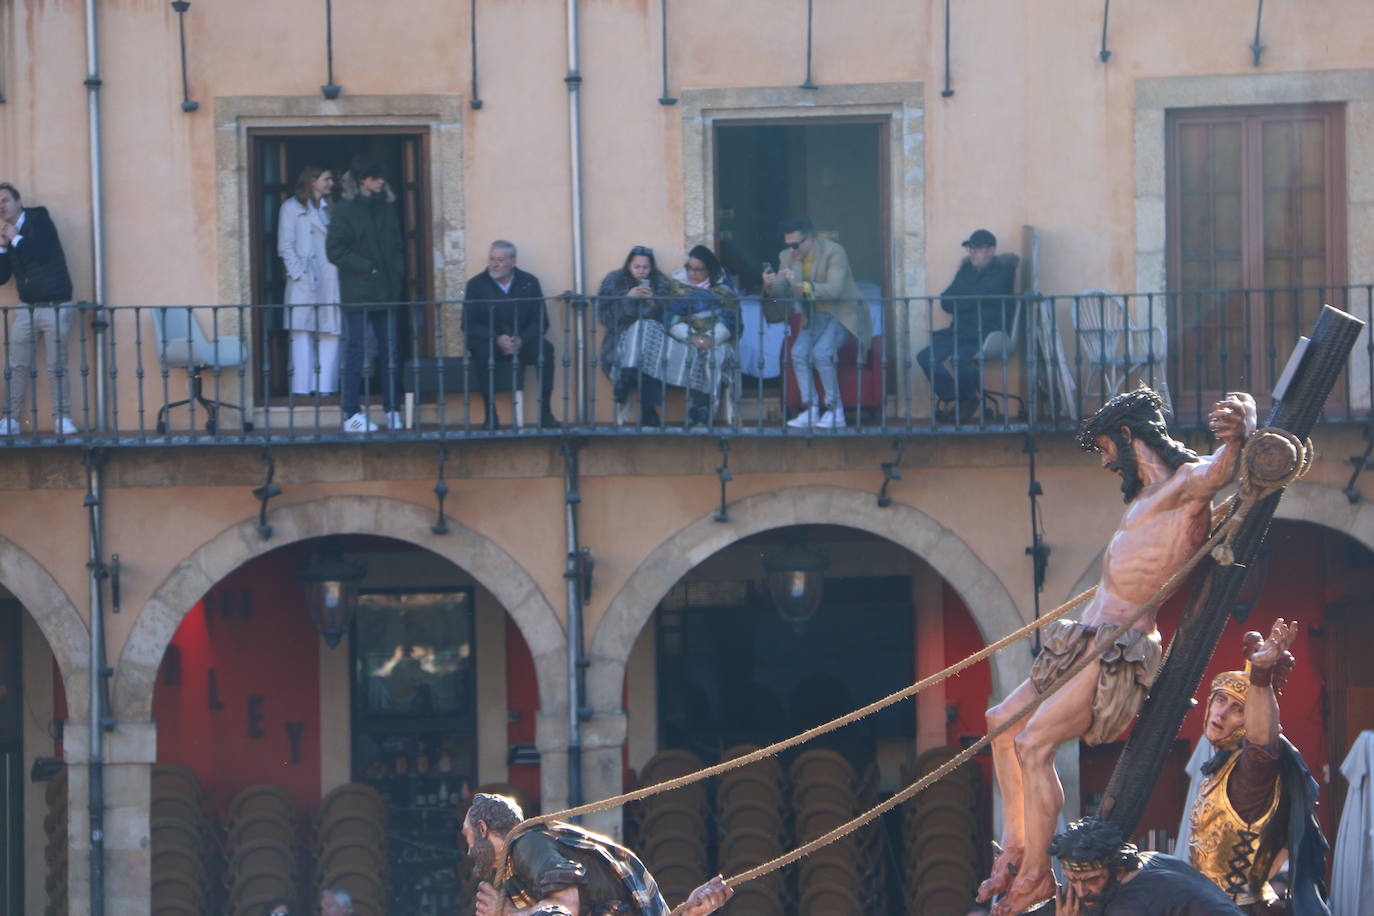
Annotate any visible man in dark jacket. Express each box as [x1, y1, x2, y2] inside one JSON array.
[[0, 183, 77, 436], [917, 228, 1018, 424], [326, 158, 406, 433], [463, 240, 557, 429]]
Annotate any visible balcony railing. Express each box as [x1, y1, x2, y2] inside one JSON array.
[[0, 285, 1369, 448]]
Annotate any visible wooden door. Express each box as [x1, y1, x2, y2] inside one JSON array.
[[1167, 105, 1346, 407]]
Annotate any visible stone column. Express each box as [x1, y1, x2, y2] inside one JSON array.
[[535, 708, 569, 817], [579, 710, 628, 840], [64, 720, 157, 916]]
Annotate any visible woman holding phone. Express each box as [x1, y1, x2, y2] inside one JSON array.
[[596, 245, 674, 426]]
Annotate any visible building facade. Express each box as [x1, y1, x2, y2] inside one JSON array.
[[2, 1, 1374, 913]]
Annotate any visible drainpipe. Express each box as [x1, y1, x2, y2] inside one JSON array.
[[84, 450, 109, 916], [562, 441, 586, 809], [565, 0, 585, 296], [84, 0, 107, 430]]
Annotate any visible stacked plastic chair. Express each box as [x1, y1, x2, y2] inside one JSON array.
[[150, 763, 212, 916], [43, 767, 68, 916], [222, 784, 301, 916], [632, 749, 710, 907], [901, 746, 981, 915], [788, 749, 863, 916], [714, 744, 788, 916], [312, 783, 387, 916], [854, 762, 890, 915]]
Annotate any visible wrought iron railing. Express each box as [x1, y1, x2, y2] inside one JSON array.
[[0, 285, 1369, 447]]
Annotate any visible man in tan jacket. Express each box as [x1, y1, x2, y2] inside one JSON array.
[[762, 218, 871, 429]]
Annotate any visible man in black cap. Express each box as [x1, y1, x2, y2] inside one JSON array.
[[917, 228, 1018, 423]]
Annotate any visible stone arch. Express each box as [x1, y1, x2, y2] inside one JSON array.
[[112, 494, 564, 722], [0, 534, 89, 721], [588, 484, 1029, 714], [1064, 480, 1374, 602]]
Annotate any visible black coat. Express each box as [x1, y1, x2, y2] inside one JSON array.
[[325, 194, 404, 308], [0, 207, 73, 303], [462, 268, 548, 359], [939, 252, 1018, 342]]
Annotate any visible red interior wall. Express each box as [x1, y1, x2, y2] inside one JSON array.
[[153, 549, 321, 818], [505, 615, 541, 806]]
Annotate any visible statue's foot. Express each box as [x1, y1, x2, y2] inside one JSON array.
[[990, 870, 1057, 916], [976, 845, 1023, 903]]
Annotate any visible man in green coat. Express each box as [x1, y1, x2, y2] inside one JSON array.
[[326, 156, 406, 432]]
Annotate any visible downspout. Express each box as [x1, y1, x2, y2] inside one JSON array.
[[84, 0, 108, 432], [562, 441, 585, 809], [83, 1, 109, 912], [565, 0, 585, 296], [84, 451, 109, 916]]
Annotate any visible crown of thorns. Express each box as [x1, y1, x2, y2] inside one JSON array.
[[1077, 386, 1169, 453], [1049, 817, 1141, 872]]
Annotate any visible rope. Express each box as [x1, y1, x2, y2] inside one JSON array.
[[498, 430, 1308, 907]]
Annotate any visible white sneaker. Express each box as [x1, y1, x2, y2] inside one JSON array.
[[0, 416, 18, 435], [386, 410, 405, 430], [786, 405, 822, 428], [815, 406, 847, 429], [343, 412, 378, 433], [55, 416, 78, 436]]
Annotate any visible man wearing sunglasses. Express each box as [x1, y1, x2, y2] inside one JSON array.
[[762, 217, 870, 430]]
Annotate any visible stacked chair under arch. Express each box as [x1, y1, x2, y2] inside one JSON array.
[[788, 749, 864, 916], [312, 782, 387, 916], [222, 784, 302, 916], [714, 744, 788, 916], [631, 749, 711, 907], [901, 746, 982, 915], [150, 763, 214, 916], [44, 767, 68, 916]]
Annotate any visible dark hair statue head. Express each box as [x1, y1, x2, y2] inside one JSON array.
[[780, 216, 814, 237], [1078, 386, 1198, 502], [466, 792, 524, 836], [1049, 816, 1141, 874]]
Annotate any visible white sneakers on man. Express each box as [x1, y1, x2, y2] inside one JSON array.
[[386, 411, 404, 431], [0, 416, 18, 435], [343, 412, 378, 433], [786, 404, 846, 429], [55, 415, 78, 436]]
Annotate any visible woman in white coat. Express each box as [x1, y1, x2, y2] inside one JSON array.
[[278, 166, 342, 394]]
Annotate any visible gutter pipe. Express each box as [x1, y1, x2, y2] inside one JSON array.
[[84, 0, 107, 431]]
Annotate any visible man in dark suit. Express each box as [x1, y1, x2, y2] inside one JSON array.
[[0, 183, 77, 436], [463, 240, 557, 429]]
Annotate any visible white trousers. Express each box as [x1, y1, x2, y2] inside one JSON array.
[[289, 330, 340, 394], [6, 303, 75, 420]]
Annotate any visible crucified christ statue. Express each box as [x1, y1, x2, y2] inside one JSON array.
[[979, 386, 1257, 916]]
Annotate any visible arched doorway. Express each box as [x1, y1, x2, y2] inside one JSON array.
[[0, 539, 85, 915]]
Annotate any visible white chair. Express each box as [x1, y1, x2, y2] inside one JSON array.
[[152, 307, 253, 434], [1071, 289, 1169, 409], [975, 295, 1026, 419]]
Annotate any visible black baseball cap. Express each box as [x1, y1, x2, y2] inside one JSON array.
[[962, 229, 997, 248]]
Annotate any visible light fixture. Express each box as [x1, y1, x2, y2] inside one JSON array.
[[298, 539, 366, 648], [762, 530, 829, 630]]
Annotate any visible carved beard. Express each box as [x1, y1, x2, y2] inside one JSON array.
[[467, 833, 498, 883], [1080, 867, 1124, 908], [1106, 432, 1143, 503]]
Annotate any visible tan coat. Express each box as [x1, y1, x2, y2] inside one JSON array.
[[766, 235, 872, 358]]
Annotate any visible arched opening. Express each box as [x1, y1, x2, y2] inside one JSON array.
[[148, 533, 547, 915], [617, 523, 998, 913], [0, 586, 73, 916]]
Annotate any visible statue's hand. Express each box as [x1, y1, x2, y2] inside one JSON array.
[[1210, 392, 1257, 443], [1244, 619, 1298, 692]]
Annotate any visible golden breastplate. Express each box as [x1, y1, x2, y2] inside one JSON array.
[[1187, 751, 1282, 907]]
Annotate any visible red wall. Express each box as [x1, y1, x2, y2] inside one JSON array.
[[504, 615, 541, 805], [154, 549, 322, 818]]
